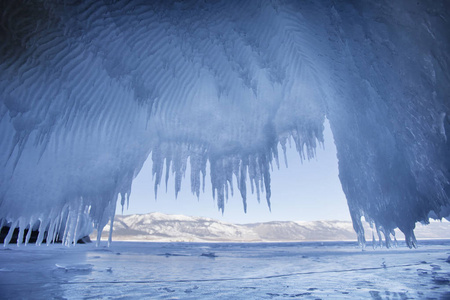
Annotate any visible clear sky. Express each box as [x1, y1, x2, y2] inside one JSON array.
[[116, 120, 351, 223]]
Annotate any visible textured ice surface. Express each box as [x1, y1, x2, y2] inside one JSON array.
[[0, 241, 449, 299], [0, 0, 449, 245]]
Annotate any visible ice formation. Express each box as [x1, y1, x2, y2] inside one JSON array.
[[0, 0, 449, 247]]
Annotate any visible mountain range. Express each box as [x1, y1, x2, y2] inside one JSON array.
[[98, 212, 450, 243]]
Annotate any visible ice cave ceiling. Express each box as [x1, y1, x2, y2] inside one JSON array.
[[0, 0, 449, 247]]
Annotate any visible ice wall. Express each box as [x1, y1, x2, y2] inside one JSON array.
[[323, 1, 450, 247], [0, 0, 448, 247]]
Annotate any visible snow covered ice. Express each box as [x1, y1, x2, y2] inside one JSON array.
[[0, 0, 449, 246], [1, 241, 450, 299]]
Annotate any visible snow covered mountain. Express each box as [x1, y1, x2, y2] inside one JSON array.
[[100, 213, 450, 243]]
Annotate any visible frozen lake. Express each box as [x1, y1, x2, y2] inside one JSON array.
[[0, 240, 449, 299]]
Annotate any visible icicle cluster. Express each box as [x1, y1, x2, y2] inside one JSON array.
[[151, 124, 323, 215], [0, 0, 449, 247]]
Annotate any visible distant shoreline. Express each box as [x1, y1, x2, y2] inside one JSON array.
[[98, 238, 450, 245], [94, 212, 450, 245]]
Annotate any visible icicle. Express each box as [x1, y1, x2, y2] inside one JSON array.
[[248, 156, 255, 195], [392, 230, 398, 248], [164, 157, 171, 194], [37, 218, 49, 246], [350, 212, 366, 249], [173, 144, 187, 199], [263, 160, 271, 211], [231, 157, 240, 197], [55, 208, 68, 244], [201, 154, 207, 194], [108, 197, 117, 247], [404, 227, 418, 249], [96, 223, 102, 247], [383, 228, 392, 249], [17, 218, 25, 246], [190, 153, 201, 198], [72, 198, 84, 246], [46, 216, 57, 246], [4, 220, 18, 246], [225, 180, 229, 201], [62, 206, 72, 246], [376, 225, 383, 248], [372, 233, 376, 249], [240, 159, 248, 213], [24, 218, 35, 245]]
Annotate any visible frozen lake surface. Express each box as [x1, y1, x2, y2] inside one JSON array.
[[1, 240, 449, 299]]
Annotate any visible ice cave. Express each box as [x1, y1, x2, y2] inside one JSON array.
[[0, 0, 449, 248]]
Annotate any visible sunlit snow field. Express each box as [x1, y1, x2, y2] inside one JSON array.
[[1, 240, 449, 299]]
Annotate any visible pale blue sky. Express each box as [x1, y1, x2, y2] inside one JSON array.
[[116, 120, 350, 223]]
